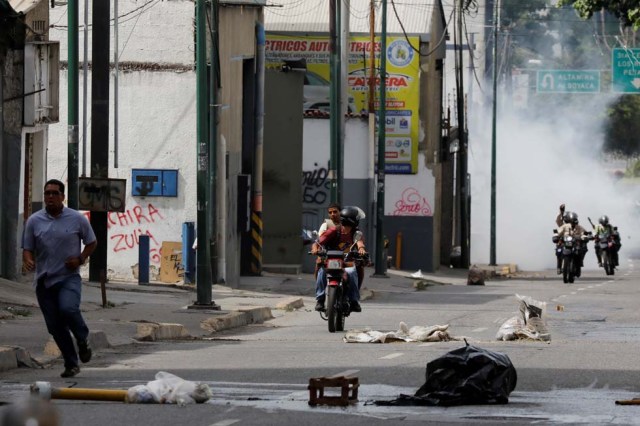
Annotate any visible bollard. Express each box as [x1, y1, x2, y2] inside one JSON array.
[[182, 222, 196, 284], [395, 232, 402, 269], [31, 381, 128, 402], [138, 235, 150, 284]]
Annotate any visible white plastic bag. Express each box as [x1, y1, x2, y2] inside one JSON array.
[[127, 372, 212, 405]]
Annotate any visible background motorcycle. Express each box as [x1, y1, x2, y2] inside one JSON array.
[[596, 228, 617, 276], [310, 231, 368, 333]]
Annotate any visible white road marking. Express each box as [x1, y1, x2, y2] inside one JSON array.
[[472, 327, 488, 333], [380, 353, 404, 360], [210, 420, 241, 426], [570, 292, 577, 295], [330, 369, 359, 378]]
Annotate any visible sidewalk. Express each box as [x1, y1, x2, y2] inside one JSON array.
[[0, 265, 476, 372]]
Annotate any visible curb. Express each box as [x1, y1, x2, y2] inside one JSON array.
[[43, 330, 112, 358]]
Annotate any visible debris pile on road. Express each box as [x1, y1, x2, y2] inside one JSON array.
[[343, 322, 460, 343], [496, 294, 550, 342], [374, 341, 517, 406], [126, 371, 212, 405]]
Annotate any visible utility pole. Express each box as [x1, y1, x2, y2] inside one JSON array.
[[67, 0, 79, 208], [329, 0, 342, 205], [209, 0, 220, 285], [194, 0, 213, 306], [88, 0, 110, 282], [373, 0, 387, 277], [490, 0, 501, 266], [457, 0, 469, 268]]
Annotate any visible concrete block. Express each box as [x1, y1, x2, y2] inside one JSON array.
[[134, 322, 190, 341], [238, 306, 273, 323], [275, 297, 304, 310], [44, 330, 112, 356], [0, 347, 18, 371], [154, 323, 191, 340], [135, 323, 159, 341], [200, 312, 249, 333]]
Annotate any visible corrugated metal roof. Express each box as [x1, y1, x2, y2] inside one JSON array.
[[265, 0, 434, 35], [9, 0, 40, 13]]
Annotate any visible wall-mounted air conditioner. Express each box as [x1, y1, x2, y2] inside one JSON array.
[[24, 41, 60, 126]]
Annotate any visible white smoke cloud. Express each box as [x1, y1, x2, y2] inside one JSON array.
[[468, 92, 639, 271]]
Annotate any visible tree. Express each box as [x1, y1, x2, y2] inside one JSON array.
[[558, 0, 640, 30], [604, 95, 640, 156]]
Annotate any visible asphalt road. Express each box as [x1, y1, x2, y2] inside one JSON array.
[[2, 261, 640, 425]]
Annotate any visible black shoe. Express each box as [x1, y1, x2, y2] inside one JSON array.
[[350, 301, 362, 312], [78, 340, 92, 363], [61, 366, 80, 378], [315, 301, 325, 312]]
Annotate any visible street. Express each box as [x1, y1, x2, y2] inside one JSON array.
[[2, 262, 640, 425]]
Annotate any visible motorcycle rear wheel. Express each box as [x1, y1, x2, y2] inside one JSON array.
[[326, 286, 339, 333]]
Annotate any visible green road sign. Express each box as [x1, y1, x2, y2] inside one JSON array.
[[612, 48, 640, 94], [536, 70, 600, 93]]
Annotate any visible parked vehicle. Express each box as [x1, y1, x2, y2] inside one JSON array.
[[310, 231, 369, 333]]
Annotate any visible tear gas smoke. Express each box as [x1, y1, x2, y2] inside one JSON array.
[[469, 94, 639, 271]]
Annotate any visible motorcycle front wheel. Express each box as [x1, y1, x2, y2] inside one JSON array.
[[326, 286, 339, 333], [603, 251, 614, 276], [563, 257, 573, 283]]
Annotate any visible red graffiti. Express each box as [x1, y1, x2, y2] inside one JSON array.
[[111, 229, 162, 264], [392, 188, 433, 216], [83, 204, 166, 263], [108, 204, 163, 229]]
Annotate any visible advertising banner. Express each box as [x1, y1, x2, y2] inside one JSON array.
[[265, 34, 420, 174]]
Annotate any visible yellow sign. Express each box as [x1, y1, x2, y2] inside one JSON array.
[[265, 34, 420, 174]]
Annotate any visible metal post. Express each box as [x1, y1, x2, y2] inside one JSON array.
[[329, 0, 340, 204], [490, 0, 500, 266], [208, 0, 219, 282], [114, 0, 119, 168], [195, 0, 213, 306], [138, 235, 149, 284], [81, 0, 88, 176], [67, 0, 79, 208], [373, 0, 388, 277]]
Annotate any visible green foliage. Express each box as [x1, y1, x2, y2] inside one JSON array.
[[604, 95, 640, 156], [557, 0, 640, 29]]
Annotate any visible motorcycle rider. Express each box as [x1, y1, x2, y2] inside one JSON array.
[[311, 206, 367, 313], [593, 215, 621, 267], [554, 211, 588, 273]]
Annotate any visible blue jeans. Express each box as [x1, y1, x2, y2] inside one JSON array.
[[36, 274, 89, 369], [316, 266, 360, 302]]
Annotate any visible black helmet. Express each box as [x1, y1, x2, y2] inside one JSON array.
[[599, 215, 609, 226], [340, 206, 360, 227], [569, 212, 579, 225], [563, 211, 578, 224]]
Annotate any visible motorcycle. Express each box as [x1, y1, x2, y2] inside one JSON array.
[[595, 227, 618, 276], [310, 231, 369, 333], [553, 230, 590, 284]]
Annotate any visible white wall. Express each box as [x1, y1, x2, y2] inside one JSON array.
[[47, 1, 198, 280], [49, 0, 194, 64], [302, 119, 435, 217]]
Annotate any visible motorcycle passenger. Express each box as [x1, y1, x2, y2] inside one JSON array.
[[314, 203, 342, 279], [555, 204, 566, 228], [311, 207, 367, 313], [593, 215, 621, 267]]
